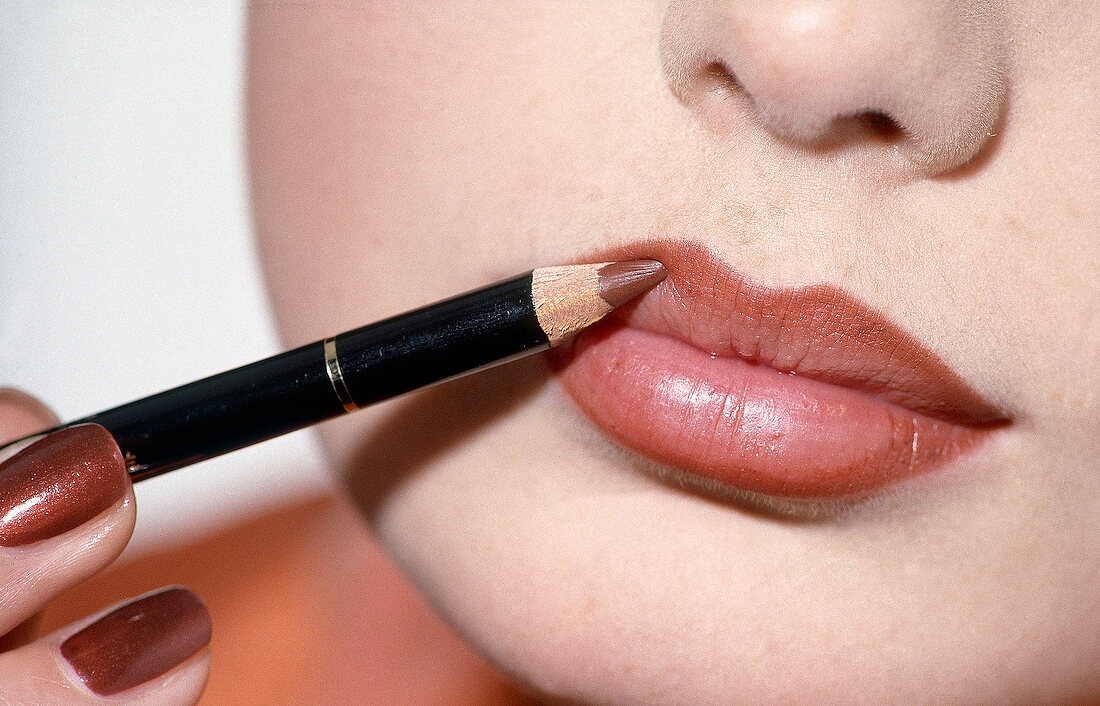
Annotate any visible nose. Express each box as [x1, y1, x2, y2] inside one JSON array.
[[660, 0, 1008, 174]]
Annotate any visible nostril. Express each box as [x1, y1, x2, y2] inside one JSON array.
[[855, 111, 905, 143], [703, 61, 742, 97], [697, 61, 907, 148]]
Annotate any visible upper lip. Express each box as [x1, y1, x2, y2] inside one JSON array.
[[551, 240, 1009, 499], [593, 240, 1006, 425]]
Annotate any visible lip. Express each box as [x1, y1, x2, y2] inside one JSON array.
[[551, 241, 1009, 499]]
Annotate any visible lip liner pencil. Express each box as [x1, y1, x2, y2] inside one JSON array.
[[48, 260, 666, 482]]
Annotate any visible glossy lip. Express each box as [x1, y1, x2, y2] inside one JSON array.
[[551, 240, 1009, 499]]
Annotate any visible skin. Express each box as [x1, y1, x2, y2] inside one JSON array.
[[249, 2, 1099, 704]]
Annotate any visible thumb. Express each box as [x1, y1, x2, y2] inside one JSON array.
[[0, 387, 61, 446]]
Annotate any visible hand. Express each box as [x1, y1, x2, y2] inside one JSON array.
[[0, 388, 211, 703]]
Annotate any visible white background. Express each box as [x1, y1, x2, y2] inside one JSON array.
[[0, 4, 329, 557]]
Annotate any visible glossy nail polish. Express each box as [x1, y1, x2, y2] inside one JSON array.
[[0, 424, 127, 546], [61, 587, 212, 696]]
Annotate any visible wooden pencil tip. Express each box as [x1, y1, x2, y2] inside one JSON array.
[[597, 260, 667, 308]]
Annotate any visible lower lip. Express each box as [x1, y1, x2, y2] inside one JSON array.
[[555, 324, 991, 499]]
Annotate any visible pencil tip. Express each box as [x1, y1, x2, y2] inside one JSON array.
[[597, 260, 667, 308]]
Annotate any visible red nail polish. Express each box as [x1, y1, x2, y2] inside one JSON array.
[[0, 424, 127, 546], [61, 587, 212, 696]]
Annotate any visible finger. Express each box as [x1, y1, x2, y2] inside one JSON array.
[[0, 387, 60, 444], [0, 424, 136, 635], [0, 587, 211, 704]]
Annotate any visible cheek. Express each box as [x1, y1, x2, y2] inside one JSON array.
[[251, 2, 684, 326]]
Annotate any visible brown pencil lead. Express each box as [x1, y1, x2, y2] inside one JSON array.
[[597, 260, 667, 308]]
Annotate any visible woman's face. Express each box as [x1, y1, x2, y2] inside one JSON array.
[[248, 2, 1100, 702]]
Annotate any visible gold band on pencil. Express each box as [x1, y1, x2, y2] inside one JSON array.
[[323, 338, 359, 412]]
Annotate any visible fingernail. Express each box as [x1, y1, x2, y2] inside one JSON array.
[[61, 587, 212, 696], [0, 424, 127, 546]]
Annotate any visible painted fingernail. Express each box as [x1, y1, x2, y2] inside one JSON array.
[[0, 424, 127, 546], [61, 587, 212, 696]]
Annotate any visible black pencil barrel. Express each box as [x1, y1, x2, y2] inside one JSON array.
[[78, 343, 342, 481], [338, 273, 547, 406], [75, 272, 548, 481]]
